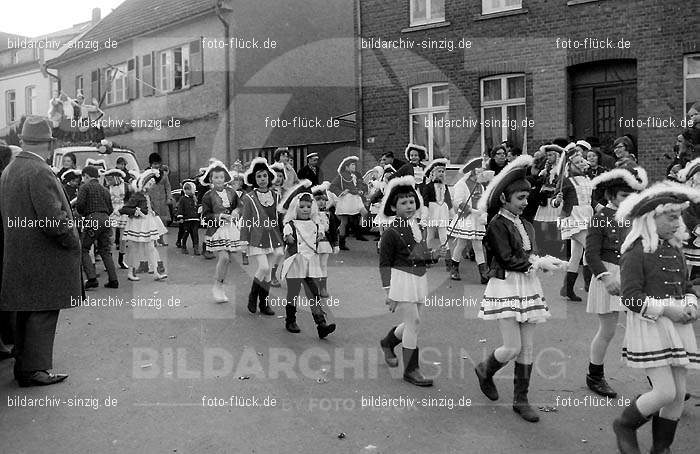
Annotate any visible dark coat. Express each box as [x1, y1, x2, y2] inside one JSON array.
[[201, 187, 240, 237], [0, 151, 81, 311], [298, 165, 322, 186], [378, 220, 431, 288], [483, 212, 537, 280], [584, 207, 629, 276]]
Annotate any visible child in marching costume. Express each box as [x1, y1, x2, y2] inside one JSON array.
[[268, 161, 286, 286], [176, 180, 200, 255], [448, 157, 492, 283], [421, 158, 454, 272], [532, 145, 564, 257], [119, 169, 168, 281], [330, 156, 368, 250], [677, 157, 700, 283], [312, 181, 340, 297], [229, 170, 250, 265], [474, 155, 566, 423], [394, 143, 427, 189], [612, 182, 699, 454], [201, 162, 246, 303], [378, 176, 443, 387], [552, 146, 594, 301], [279, 185, 337, 338], [584, 166, 648, 399], [240, 158, 284, 315], [105, 168, 131, 269]]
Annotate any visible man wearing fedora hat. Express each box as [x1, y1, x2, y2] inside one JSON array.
[[0, 115, 82, 387], [297, 152, 323, 186]]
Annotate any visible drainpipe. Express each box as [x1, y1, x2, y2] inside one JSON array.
[[354, 0, 363, 165], [41, 63, 61, 93], [215, 1, 232, 164]]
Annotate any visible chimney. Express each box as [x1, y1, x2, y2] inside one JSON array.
[[92, 8, 101, 24]]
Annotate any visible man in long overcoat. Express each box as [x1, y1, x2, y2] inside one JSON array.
[[0, 116, 82, 386]]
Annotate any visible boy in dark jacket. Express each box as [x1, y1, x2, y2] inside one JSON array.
[[176, 181, 200, 255]]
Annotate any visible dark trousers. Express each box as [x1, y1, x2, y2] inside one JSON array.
[[180, 221, 200, 248], [13, 310, 60, 377], [286, 277, 325, 319], [177, 222, 186, 244], [81, 224, 118, 282], [114, 227, 121, 248]]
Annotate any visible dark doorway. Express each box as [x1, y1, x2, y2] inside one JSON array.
[[569, 60, 637, 153]]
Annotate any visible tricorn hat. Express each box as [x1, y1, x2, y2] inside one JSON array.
[[135, 168, 160, 191], [244, 157, 275, 187], [199, 161, 231, 185], [424, 158, 448, 178], [616, 181, 700, 221], [677, 157, 700, 183], [404, 143, 427, 162], [376, 175, 423, 225], [103, 168, 126, 179], [337, 155, 359, 174], [477, 154, 534, 213], [591, 166, 648, 193], [278, 179, 312, 214]]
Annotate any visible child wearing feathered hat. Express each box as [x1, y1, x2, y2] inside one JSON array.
[[447, 157, 493, 283], [420, 158, 453, 272], [200, 161, 245, 302], [60, 168, 82, 206], [268, 161, 287, 286], [612, 182, 699, 454], [677, 157, 700, 283], [311, 181, 340, 297], [532, 144, 565, 256], [377, 176, 442, 387], [278, 181, 336, 338], [583, 166, 648, 399], [229, 169, 249, 265], [176, 179, 200, 256], [240, 157, 284, 315], [330, 155, 368, 250], [119, 169, 168, 281], [104, 168, 131, 269], [551, 144, 594, 301], [474, 154, 566, 423], [364, 165, 385, 221]]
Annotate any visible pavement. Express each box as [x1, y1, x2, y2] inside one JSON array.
[[0, 229, 697, 454]]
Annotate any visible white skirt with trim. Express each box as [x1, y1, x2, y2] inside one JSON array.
[[622, 298, 699, 369], [123, 215, 168, 243], [388, 268, 428, 304], [586, 261, 622, 314], [448, 212, 486, 240], [336, 194, 364, 215], [206, 222, 246, 252], [479, 270, 550, 323]]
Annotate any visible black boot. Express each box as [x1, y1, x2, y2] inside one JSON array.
[[475, 351, 507, 401], [258, 281, 275, 315], [468, 247, 475, 262], [241, 252, 248, 265], [564, 272, 582, 301], [402, 348, 433, 387], [450, 260, 461, 281], [379, 326, 401, 367], [285, 301, 300, 333], [117, 253, 128, 269], [157, 261, 166, 275], [203, 242, 215, 260], [582, 265, 592, 291], [318, 277, 329, 298], [339, 235, 349, 251], [478, 263, 489, 284], [248, 279, 261, 313], [84, 278, 99, 289], [586, 363, 617, 398], [270, 266, 281, 288], [445, 257, 452, 273], [612, 399, 650, 454], [513, 362, 539, 423], [650, 415, 678, 454], [313, 314, 336, 339]]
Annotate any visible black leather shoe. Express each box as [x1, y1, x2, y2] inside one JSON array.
[[285, 321, 300, 333], [84, 279, 99, 289], [17, 371, 68, 387], [104, 280, 119, 289], [586, 374, 617, 398]]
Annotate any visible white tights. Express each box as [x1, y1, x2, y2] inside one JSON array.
[[451, 238, 485, 264], [589, 312, 619, 364], [253, 252, 282, 282], [567, 231, 586, 273], [637, 366, 687, 420], [392, 303, 423, 349], [494, 318, 536, 364]]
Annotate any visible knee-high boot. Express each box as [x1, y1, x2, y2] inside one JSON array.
[[612, 398, 650, 454], [379, 326, 401, 367], [512, 362, 539, 422], [258, 280, 275, 315], [474, 351, 507, 400], [402, 348, 433, 387], [248, 279, 261, 313], [285, 299, 300, 333], [649, 415, 678, 454]]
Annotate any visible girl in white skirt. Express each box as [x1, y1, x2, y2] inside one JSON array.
[[330, 156, 367, 250], [584, 167, 648, 399], [312, 181, 340, 298], [677, 157, 700, 283], [448, 157, 492, 283], [612, 182, 699, 454], [105, 168, 131, 269], [119, 169, 168, 281], [474, 155, 566, 423], [552, 147, 593, 301], [420, 158, 454, 271], [200, 162, 245, 303], [533, 145, 564, 257], [377, 175, 440, 387]]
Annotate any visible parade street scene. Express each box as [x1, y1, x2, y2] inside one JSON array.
[[0, 1, 698, 453]]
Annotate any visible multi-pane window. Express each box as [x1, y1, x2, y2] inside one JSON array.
[[25, 85, 38, 115], [75, 75, 84, 97], [482, 0, 522, 15], [684, 54, 700, 119], [106, 63, 127, 105], [409, 83, 449, 160], [157, 44, 191, 92], [5, 90, 16, 123], [481, 75, 526, 153], [410, 0, 445, 26]]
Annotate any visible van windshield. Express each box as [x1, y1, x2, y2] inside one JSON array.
[[54, 151, 139, 174]]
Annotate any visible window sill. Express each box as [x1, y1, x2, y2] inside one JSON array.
[[155, 86, 194, 96], [401, 21, 451, 33], [104, 100, 130, 108], [474, 8, 528, 21], [567, 0, 598, 5]]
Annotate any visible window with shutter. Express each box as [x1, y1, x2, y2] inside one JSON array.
[[90, 70, 99, 104], [142, 53, 153, 97], [127, 58, 139, 99], [190, 39, 203, 86]]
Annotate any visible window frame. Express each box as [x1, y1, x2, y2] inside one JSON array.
[[482, 0, 523, 15], [409, 0, 446, 27], [106, 63, 128, 106], [25, 85, 38, 115], [684, 54, 700, 117], [75, 75, 85, 97], [5, 90, 16, 123], [157, 43, 191, 93], [480, 74, 527, 154], [408, 82, 450, 162]]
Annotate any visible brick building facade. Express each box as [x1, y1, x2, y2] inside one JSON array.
[[357, 0, 699, 181]]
